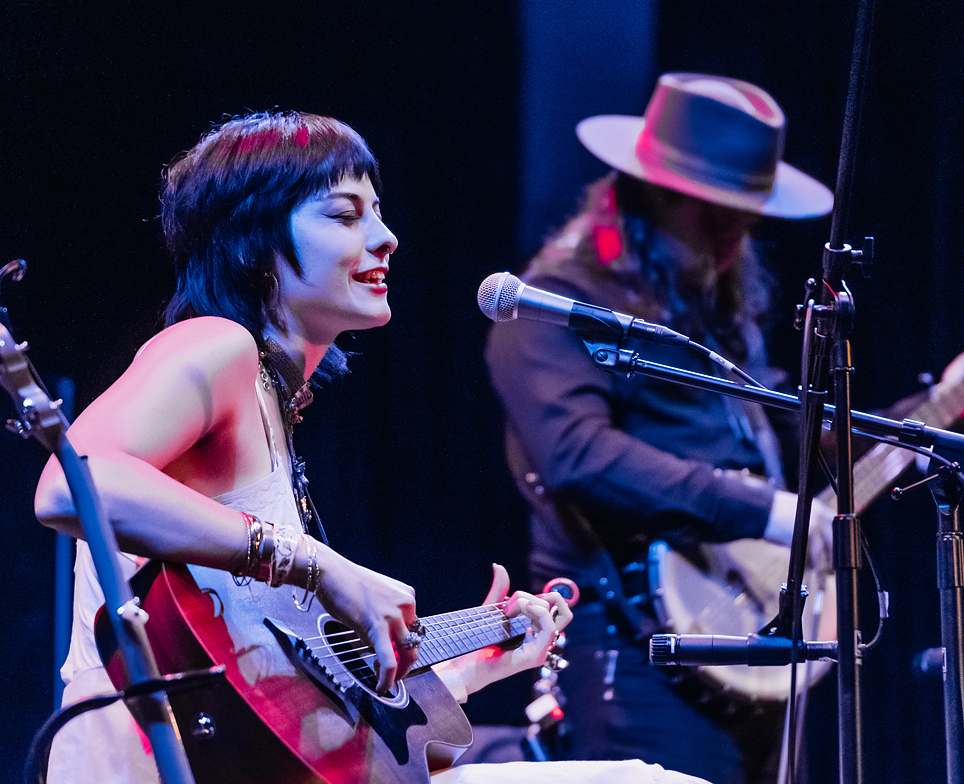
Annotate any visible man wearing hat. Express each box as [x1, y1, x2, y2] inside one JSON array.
[[484, 73, 836, 784]]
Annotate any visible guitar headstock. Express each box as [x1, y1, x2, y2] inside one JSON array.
[[0, 321, 67, 453]]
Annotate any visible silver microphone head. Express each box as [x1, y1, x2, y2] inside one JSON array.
[[477, 272, 523, 322]]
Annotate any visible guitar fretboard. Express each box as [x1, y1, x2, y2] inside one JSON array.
[[817, 379, 964, 512], [413, 605, 530, 669]]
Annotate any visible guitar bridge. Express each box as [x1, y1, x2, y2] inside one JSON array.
[[263, 616, 353, 710]]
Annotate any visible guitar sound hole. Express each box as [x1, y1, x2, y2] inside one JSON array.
[[324, 619, 399, 698]]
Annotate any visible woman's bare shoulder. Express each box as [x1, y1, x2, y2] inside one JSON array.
[[66, 317, 261, 460], [136, 317, 258, 368]]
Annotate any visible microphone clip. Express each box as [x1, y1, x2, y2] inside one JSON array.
[[578, 336, 624, 374]]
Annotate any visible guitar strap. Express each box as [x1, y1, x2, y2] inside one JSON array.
[[739, 396, 786, 489], [703, 332, 786, 490], [302, 483, 329, 546], [503, 424, 657, 643]]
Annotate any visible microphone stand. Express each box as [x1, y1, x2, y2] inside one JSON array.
[[0, 270, 202, 784], [581, 336, 964, 784], [804, 0, 877, 781], [622, 3, 881, 780], [929, 465, 964, 781]]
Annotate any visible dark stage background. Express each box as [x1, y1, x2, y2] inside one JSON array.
[[2, 2, 962, 781]]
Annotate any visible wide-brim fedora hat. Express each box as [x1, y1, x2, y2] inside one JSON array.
[[576, 73, 833, 219]]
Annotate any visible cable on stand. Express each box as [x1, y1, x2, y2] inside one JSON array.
[[794, 1, 877, 781]]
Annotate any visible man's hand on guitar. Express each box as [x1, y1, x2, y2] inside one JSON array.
[[765, 489, 835, 575], [312, 544, 418, 694], [436, 564, 573, 699]]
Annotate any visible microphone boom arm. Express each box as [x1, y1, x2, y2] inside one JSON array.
[[584, 337, 964, 461]]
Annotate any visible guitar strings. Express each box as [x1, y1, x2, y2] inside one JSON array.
[[305, 601, 511, 640], [300, 600, 515, 645], [310, 613, 530, 663], [303, 605, 523, 653], [305, 620, 524, 672], [294, 601, 534, 670]]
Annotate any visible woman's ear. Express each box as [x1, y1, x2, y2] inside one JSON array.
[[263, 266, 288, 335]]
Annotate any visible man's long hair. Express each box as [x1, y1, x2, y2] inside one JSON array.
[[615, 174, 771, 364], [528, 173, 771, 366]]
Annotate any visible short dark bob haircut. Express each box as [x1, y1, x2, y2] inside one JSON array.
[[161, 111, 381, 376]]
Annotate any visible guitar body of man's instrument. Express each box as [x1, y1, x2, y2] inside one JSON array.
[[647, 367, 964, 703]]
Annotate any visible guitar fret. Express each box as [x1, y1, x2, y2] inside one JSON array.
[[414, 606, 528, 668], [416, 638, 443, 668]]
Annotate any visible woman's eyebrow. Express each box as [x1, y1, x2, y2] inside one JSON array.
[[323, 190, 360, 202], [324, 190, 379, 211]]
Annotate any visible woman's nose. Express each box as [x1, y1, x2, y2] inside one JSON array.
[[369, 217, 398, 259]]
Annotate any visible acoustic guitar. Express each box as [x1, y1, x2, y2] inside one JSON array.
[[648, 369, 964, 702], [96, 561, 529, 784]]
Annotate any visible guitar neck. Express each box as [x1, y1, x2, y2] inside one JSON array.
[[816, 379, 964, 513], [412, 605, 529, 670]]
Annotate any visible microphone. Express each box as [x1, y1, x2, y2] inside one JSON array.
[[477, 272, 688, 346], [649, 633, 838, 667]]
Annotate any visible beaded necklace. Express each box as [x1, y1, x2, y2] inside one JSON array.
[[258, 337, 329, 546]]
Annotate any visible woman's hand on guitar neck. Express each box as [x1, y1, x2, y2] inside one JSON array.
[[311, 544, 419, 694], [437, 564, 573, 699]]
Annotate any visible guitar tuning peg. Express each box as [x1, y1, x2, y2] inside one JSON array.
[[6, 418, 26, 436], [918, 372, 935, 389]]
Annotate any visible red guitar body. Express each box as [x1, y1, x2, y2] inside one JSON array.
[[96, 562, 475, 784]]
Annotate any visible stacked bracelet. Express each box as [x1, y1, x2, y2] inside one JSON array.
[[304, 535, 319, 594], [295, 535, 320, 611], [234, 512, 273, 584]]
